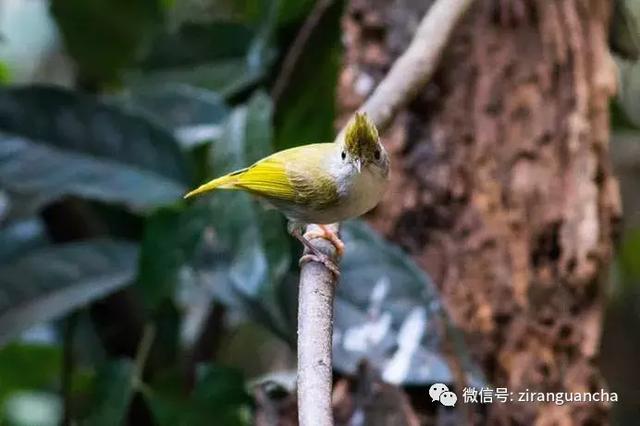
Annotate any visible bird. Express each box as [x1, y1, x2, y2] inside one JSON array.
[[184, 112, 390, 275]]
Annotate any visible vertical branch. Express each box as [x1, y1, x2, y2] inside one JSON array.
[[297, 224, 339, 426], [295, 0, 475, 424]]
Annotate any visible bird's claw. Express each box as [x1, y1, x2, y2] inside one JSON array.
[[303, 225, 345, 257], [299, 253, 341, 277]]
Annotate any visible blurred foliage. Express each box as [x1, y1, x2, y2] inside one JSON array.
[[51, 0, 164, 84], [0, 0, 474, 424], [607, 3, 640, 422], [611, 0, 640, 60], [618, 228, 640, 286], [273, 0, 343, 150]]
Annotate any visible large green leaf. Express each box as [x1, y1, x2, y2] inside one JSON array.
[[0, 240, 139, 345], [117, 84, 230, 148], [0, 218, 49, 264], [51, 0, 165, 83], [136, 92, 290, 336], [273, 0, 343, 149], [0, 86, 190, 213], [196, 93, 290, 327], [127, 20, 275, 98], [85, 359, 136, 426], [329, 221, 482, 386], [128, 56, 272, 100], [141, 22, 255, 69]]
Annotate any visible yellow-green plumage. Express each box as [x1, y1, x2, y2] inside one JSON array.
[[184, 143, 339, 209], [184, 112, 390, 226]]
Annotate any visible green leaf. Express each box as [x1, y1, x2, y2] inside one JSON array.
[[273, 0, 343, 150], [0, 343, 61, 403], [332, 221, 481, 386], [141, 22, 255, 69], [136, 203, 213, 310], [117, 84, 230, 148], [128, 21, 275, 98], [51, 0, 165, 83], [0, 86, 190, 213], [127, 56, 272, 100], [85, 359, 135, 426], [0, 240, 139, 345], [199, 93, 290, 326], [136, 93, 290, 334], [0, 218, 49, 264]]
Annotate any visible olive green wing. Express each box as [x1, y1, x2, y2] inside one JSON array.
[[235, 143, 339, 209]]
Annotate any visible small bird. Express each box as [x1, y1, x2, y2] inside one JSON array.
[[184, 112, 390, 275]]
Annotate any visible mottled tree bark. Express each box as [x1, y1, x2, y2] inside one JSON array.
[[338, 0, 621, 424]]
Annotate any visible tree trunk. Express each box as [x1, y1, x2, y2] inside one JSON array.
[[338, 0, 620, 424]]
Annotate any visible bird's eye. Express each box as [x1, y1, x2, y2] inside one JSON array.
[[341, 151, 346, 160], [374, 149, 381, 160]]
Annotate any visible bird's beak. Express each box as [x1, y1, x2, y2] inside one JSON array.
[[354, 158, 361, 173]]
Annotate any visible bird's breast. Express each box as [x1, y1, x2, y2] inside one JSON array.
[[303, 165, 386, 224], [274, 161, 388, 225]]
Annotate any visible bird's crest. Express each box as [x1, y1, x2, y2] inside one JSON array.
[[343, 112, 379, 159]]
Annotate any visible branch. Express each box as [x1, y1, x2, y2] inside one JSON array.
[[352, 0, 475, 134], [296, 1, 475, 425], [297, 224, 339, 426]]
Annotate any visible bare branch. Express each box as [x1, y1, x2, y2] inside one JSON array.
[[357, 0, 474, 134], [296, 1, 475, 425], [297, 224, 339, 426]]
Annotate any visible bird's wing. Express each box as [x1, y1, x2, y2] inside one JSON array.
[[234, 153, 296, 200], [235, 143, 339, 209]]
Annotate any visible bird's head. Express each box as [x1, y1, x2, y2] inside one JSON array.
[[341, 112, 387, 173]]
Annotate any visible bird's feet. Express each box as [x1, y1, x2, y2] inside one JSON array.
[[303, 224, 345, 257], [299, 253, 341, 277], [289, 223, 343, 278]]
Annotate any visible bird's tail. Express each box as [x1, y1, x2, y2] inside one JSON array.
[[183, 167, 248, 199]]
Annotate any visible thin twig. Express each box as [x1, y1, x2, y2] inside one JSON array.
[[133, 323, 156, 389], [296, 1, 475, 425], [271, 0, 333, 105]]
